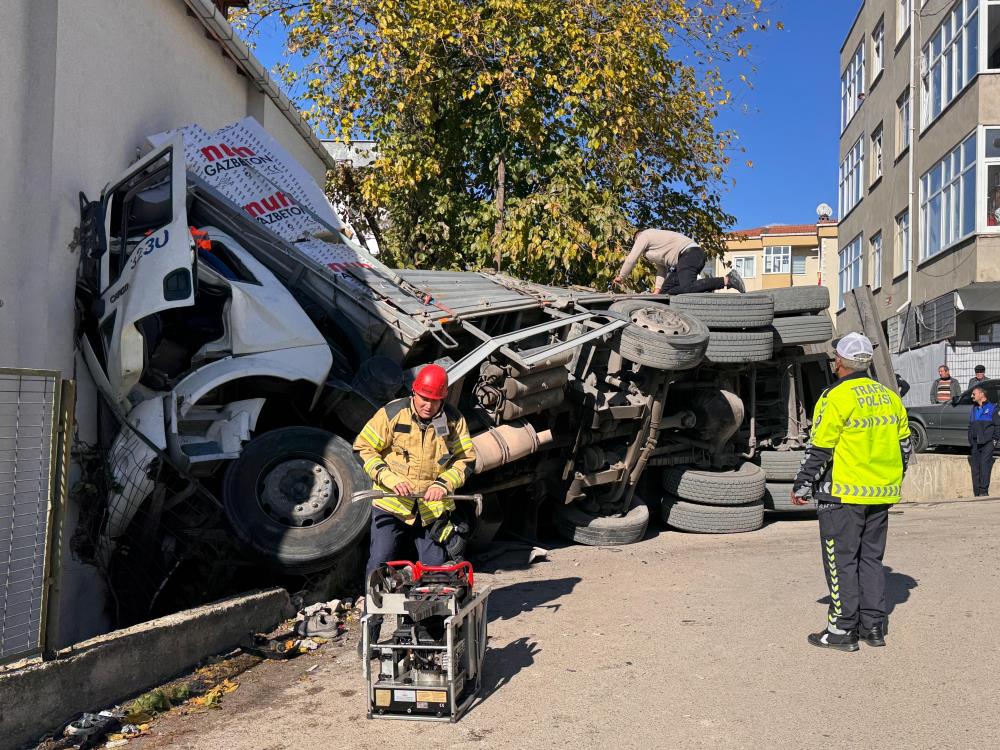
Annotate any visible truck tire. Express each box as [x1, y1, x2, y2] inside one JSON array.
[[669, 293, 774, 329], [771, 313, 833, 347], [662, 462, 766, 505], [763, 481, 817, 512], [552, 494, 649, 546], [704, 330, 773, 364], [222, 427, 371, 573], [766, 286, 830, 315], [662, 499, 764, 533], [610, 300, 709, 370], [758, 450, 806, 481]]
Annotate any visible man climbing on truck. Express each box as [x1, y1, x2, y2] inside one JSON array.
[[613, 228, 746, 295]]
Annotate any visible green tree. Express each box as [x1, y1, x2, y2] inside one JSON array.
[[238, 0, 775, 288]]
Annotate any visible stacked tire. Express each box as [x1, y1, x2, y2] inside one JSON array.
[[757, 449, 817, 514], [609, 299, 709, 370], [765, 287, 833, 351], [668, 294, 775, 364], [660, 462, 766, 533]]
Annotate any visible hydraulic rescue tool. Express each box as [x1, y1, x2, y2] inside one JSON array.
[[360, 559, 490, 722]]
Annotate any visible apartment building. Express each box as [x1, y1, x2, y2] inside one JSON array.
[[838, 0, 1000, 352], [717, 220, 840, 315]]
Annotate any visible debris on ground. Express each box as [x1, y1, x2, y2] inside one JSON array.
[[294, 598, 350, 639]]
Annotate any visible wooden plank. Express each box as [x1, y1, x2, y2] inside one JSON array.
[[840, 287, 897, 392]]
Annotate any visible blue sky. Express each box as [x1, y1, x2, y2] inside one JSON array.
[[247, 1, 862, 231]]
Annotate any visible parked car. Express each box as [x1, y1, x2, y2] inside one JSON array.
[[906, 379, 1000, 451]]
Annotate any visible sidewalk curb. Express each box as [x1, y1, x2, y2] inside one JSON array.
[[0, 587, 291, 750]]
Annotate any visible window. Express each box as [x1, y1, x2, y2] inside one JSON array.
[[872, 19, 885, 82], [764, 246, 791, 275], [990, 1, 1000, 69], [984, 126, 1000, 227], [839, 234, 863, 309], [920, 0, 979, 129], [869, 232, 883, 289], [898, 0, 912, 40], [976, 318, 1000, 342], [920, 130, 976, 259], [894, 209, 911, 276], [792, 253, 807, 276], [839, 136, 865, 217], [841, 43, 865, 131], [731, 256, 756, 278], [896, 88, 911, 154], [871, 124, 884, 183]]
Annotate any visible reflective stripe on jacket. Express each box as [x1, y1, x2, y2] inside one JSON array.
[[352, 398, 476, 525], [800, 373, 910, 505]]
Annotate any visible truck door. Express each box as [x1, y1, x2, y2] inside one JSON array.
[[81, 137, 194, 403]]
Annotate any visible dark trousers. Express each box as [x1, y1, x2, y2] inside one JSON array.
[[817, 502, 891, 632], [969, 442, 996, 497], [365, 507, 449, 579], [661, 247, 726, 295]]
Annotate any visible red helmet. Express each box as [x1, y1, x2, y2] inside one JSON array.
[[412, 364, 449, 400]]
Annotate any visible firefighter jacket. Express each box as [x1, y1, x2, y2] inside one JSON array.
[[968, 401, 1000, 446], [793, 372, 911, 505], [353, 398, 476, 526]]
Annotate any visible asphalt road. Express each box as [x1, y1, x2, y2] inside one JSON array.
[[131, 498, 1000, 750]]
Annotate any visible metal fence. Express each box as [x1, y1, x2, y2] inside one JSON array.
[[0, 369, 67, 662]]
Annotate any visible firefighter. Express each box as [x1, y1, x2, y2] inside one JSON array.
[[791, 333, 912, 652], [968, 385, 1000, 497]]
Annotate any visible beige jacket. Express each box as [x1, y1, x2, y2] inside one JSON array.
[[618, 229, 697, 290]]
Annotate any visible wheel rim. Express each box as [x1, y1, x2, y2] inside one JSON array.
[[631, 307, 692, 337], [258, 456, 340, 528]]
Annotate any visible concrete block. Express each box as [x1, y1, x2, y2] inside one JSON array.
[[902, 453, 1000, 502], [0, 587, 291, 750]]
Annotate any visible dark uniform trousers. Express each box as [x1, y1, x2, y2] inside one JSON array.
[[365, 507, 448, 579], [661, 247, 726, 295], [969, 442, 995, 497], [818, 502, 891, 632]]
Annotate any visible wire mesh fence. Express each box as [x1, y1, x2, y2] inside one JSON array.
[[0, 369, 60, 662]]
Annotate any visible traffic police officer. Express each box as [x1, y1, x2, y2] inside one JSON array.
[[792, 333, 912, 652], [353, 363, 477, 579], [968, 385, 999, 497]]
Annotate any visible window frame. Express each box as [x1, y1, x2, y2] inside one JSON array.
[[841, 42, 865, 133], [838, 233, 864, 310], [869, 231, 883, 290], [839, 135, 865, 218], [894, 208, 911, 279], [731, 255, 757, 279], [872, 18, 885, 84], [898, 0, 912, 41], [763, 245, 792, 275], [871, 123, 884, 184], [979, 124, 1000, 232], [919, 0, 979, 132], [896, 88, 912, 156], [920, 129, 977, 261]]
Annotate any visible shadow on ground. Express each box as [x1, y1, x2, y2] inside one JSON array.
[[487, 576, 581, 622], [816, 566, 918, 615]]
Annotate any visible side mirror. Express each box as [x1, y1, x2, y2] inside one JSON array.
[[952, 395, 961, 405]]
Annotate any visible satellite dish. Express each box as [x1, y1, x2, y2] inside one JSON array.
[[816, 203, 833, 221]]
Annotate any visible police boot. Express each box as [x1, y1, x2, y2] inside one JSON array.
[[807, 628, 859, 652], [860, 623, 886, 647]]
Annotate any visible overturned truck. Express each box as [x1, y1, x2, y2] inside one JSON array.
[[75, 120, 832, 599]]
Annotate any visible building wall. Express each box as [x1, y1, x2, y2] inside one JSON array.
[[0, 0, 331, 646]]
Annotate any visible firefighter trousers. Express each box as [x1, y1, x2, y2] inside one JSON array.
[[364, 507, 448, 579], [817, 502, 891, 632], [969, 442, 995, 497]]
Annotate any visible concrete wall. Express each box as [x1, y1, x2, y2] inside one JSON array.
[[902, 452, 1000, 502], [0, 0, 330, 647]]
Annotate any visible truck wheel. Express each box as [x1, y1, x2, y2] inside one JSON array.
[[763, 481, 817, 512], [771, 313, 833, 347], [552, 494, 649, 546], [610, 300, 709, 371], [661, 499, 764, 533], [669, 293, 774, 329], [910, 421, 928, 453], [704, 330, 773, 364], [222, 427, 371, 573], [662, 462, 766, 505], [758, 450, 806, 481], [766, 286, 830, 315]]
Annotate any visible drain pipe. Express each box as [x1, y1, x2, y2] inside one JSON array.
[[897, 0, 918, 316]]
